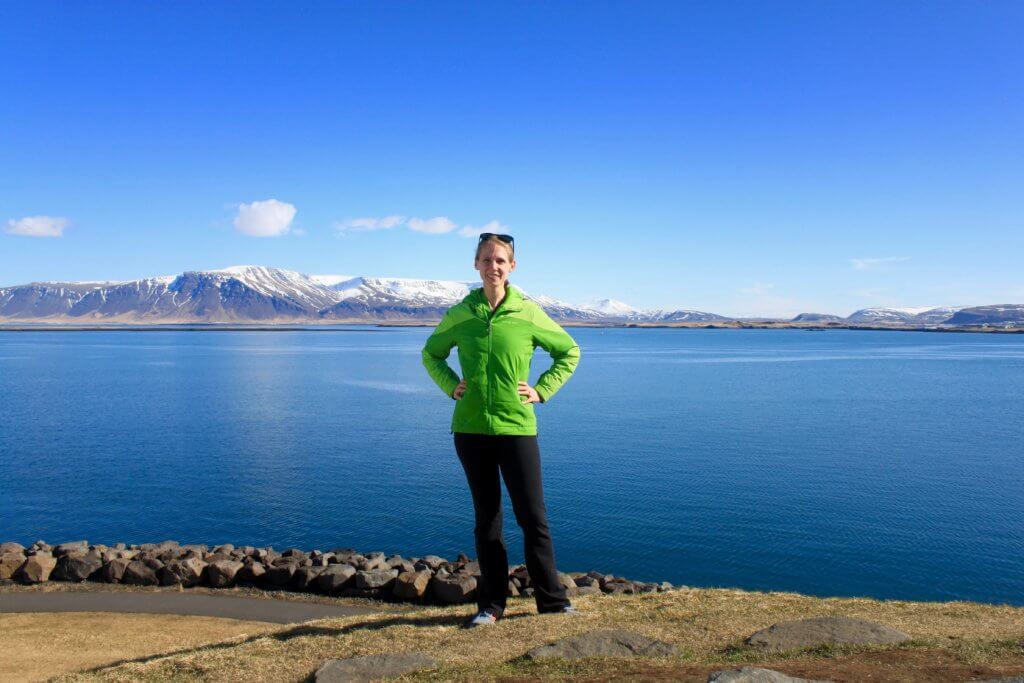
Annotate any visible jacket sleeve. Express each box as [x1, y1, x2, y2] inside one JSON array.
[[422, 308, 462, 399], [531, 305, 580, 403]]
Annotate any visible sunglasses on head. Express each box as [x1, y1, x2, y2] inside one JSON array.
[[478, 232, 514, 246]]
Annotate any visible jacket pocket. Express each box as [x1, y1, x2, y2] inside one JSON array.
[[491, 399, 533, 432]]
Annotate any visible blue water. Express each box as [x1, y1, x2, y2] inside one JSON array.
[[1, 328, 1022, 605]]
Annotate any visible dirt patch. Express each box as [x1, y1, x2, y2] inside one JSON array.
[[0, 612, 275, 682]]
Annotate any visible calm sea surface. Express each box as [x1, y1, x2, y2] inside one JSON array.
[[1, 328, 1022, 605]]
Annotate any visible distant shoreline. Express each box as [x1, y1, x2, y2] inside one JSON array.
[[0, 321, 1021, 333]]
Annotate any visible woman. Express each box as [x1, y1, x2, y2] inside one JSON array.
[[422, 232, 581, 628]]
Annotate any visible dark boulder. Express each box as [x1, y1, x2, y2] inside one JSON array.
[[122, 560, 160, 586]]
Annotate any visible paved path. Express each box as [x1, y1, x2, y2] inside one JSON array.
[[0, 591, 386, 624]]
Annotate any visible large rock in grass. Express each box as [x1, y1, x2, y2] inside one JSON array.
[[314, 652, 436, 682], [430, 575, 476, 604], [16, 554, 57, 583], [707, 667, 831, 682], [53, 553, 104, 582], [0, 553, 26, 580], [526, 629, 679, 660], [746, 616, 911, 651], [206, 560, 244, 587], [393, 570, 431, 600], [317, 564, 357, 593]]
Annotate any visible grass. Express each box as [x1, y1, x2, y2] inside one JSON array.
[[9, 585, 1015, 682], [0, 612, 275, 683]]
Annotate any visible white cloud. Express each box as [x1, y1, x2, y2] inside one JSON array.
[[459, 219, 509, 238], [408, 216, 457, 234], [5, 216, 70, 237], [233, 199, 296, 237], [332, 214, 505, 237], [337, 215, 406, 232], [850, 256, 910, 270]]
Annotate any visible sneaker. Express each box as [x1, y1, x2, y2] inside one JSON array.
[[465, 610, 499, 628]]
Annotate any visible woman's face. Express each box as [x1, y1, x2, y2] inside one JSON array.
[[474, 241, 516, 287]]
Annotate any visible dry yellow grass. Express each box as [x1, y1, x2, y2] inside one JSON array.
[[0, 612, 275, 682], [42, 587, 1024, 682]]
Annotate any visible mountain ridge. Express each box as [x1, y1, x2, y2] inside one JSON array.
[[1, 266, 1021, 325]]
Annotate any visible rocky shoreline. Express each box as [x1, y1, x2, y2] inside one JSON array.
[[0, 540, 677, 605]]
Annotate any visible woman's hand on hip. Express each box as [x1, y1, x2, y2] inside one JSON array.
[[518, 381, 541, 404], [452, 379, 467, 400]]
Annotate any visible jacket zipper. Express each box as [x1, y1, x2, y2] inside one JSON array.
[[486, 313, 493, 434]]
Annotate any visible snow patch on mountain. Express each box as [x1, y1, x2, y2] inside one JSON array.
[[890, 306, 938, 315], [309, 274, 356, 287], [847, 306, 964, 324], [580, 299, 638, 316], [328, 276, 476, 304]]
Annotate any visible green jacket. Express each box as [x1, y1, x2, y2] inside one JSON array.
[[422, 284, 580, 435]]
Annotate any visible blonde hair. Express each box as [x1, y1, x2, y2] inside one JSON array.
[[474, 234, 515, 261]]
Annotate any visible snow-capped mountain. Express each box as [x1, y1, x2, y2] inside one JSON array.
[[846, 307, 919, 323], [318, 276, 476, 321], [0, 267, 473, 322], [653, 309, 729, 322], [845, 306, 965, 324], [580, 299, 637, 317], [793, 308, 964, 324], [327, 276, 475, 306], [947, 305, 1024, 325], [911, 307, 965, 324], [575, 298, 727, 323], [791, 313, 845, 323], [0, 266, 701, 323], [0, 267, 1016, 325], [209, 265, 342, 310]]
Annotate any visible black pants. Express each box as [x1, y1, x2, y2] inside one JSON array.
[[454, 432, 570, 617]]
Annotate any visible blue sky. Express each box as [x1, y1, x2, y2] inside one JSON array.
[[2, 2, 1022, 317]]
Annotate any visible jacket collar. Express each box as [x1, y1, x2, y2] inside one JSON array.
[[468, 283, 524, 317]]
